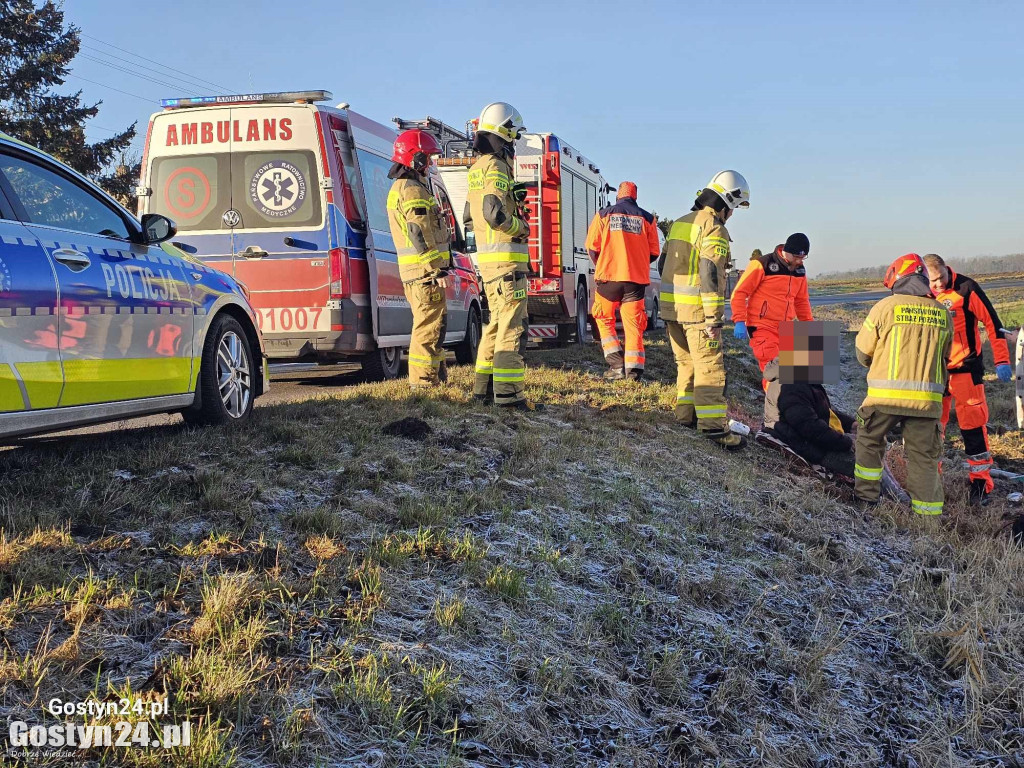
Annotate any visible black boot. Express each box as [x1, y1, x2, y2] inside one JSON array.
[[968, 478, 991, 507]]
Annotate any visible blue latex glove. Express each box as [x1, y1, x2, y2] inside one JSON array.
[[733, 321, 748, 340], [996, 364, 1013, 382]]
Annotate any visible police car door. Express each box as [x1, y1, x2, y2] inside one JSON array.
[[1, 149, 194, 406], [0, 163, 63, 414]]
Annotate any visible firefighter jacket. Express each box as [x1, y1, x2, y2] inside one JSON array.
[[932, 269, 1010, 373], [584, 197, 661, 284], [659, 206, 731, 326], [855, 293, 952, 418], [386, 173, 451, 283], [464, 152, 529, 281], [731, 245, 813, 326]]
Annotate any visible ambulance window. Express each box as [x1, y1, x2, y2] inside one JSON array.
[[233, 150, 322, 230], [151, 154, 227, 232], [330, 127, 365, 225], [0, 152, 131, 239], [355, 150, 393, 233]]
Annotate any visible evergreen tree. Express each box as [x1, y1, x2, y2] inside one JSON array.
[[0, 0, 139, 206]]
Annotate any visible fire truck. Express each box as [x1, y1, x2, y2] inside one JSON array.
[[396, 117, 611, 344]]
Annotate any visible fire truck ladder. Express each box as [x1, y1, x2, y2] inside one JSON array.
[[393, 116, 472, 158]]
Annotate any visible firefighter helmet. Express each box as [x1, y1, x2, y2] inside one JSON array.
[[476, 102, 526, 143], [392, 130, 442, 172], [883, 253, 926, 290], [702, 170, 750, 210]]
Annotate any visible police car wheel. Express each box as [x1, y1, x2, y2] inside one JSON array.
[[183, 315, 255, 426]]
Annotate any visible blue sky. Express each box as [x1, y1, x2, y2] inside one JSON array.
[[65, 0, 1024, 275]]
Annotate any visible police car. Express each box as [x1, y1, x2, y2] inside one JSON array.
[[0, 132, 268, 440]]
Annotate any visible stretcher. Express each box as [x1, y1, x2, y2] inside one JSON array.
[[1015, 325, 1023, 429], [753, 429, 910, 503]]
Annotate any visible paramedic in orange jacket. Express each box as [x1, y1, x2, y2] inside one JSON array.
[[923, 253, 1013, 506], [730, 232, 814, 427], [584, 181, 661, 381]]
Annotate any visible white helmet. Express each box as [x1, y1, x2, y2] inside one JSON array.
[[702, 170, 750, 210], [476, 102, 526, 143]]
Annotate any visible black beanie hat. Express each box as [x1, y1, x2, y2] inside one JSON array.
[[784, 233, 810, 256]]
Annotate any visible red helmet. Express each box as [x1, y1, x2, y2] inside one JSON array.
[[392, 130, 441, 172], [883, 253, 925, 290]]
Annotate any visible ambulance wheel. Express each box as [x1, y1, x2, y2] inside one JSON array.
[[183, 315, 255, 426], [455, 304, 482, 365], [575, 284, 590, 345], [361, 346, 402, 381], [648, 298, 662, 331]]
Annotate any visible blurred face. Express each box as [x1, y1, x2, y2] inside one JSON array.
[[927, 265, 949, 293]]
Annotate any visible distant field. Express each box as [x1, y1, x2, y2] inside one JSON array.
[[808, 270, 1024, 296]]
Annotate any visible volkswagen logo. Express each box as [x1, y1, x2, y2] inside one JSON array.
[[222, 209, 241, 228]]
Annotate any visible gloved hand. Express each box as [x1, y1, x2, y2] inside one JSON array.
[[733, 321, 748, 340], [996, 363, 1013, 382]]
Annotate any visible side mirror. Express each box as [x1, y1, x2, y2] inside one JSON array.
[[141, 213, 177, 244]]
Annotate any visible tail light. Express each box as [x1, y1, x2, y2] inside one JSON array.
[[529, 277, 562, 293], [329, 247, 348, 298]]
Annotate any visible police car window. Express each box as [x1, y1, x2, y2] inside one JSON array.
[[151, 154, 227, 232], [355, 150, 393, 233], [0, 153, 131, 239], [232, 150, 322, 230]]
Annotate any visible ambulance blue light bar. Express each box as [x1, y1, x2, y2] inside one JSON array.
[[161, 91, 334, 108]]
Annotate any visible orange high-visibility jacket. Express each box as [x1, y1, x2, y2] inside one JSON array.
[[730, 246, 813, 326], [932, 269, 1010, 373], [585, 197, 660, 285]]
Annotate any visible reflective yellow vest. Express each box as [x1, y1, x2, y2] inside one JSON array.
[[659, 206, 731, 325], [855, 293, 952, 418]]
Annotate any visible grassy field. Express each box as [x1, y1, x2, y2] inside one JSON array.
[[807, 271, 1024, 297], [0, 325, 1023, 767]]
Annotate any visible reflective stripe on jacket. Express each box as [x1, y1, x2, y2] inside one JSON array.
[[386, 175, 451, 283], [464, 153, 528, 282], [855, 294, 952, 418], [932, 269, 1010, 372], [584, 197, 660, 284], [730, 245, 812, 326], [659, 207, 730, 325]]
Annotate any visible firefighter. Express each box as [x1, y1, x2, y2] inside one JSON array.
[[386, 129, 451, 389], [661, 170, 750, 450], [731, 233, 814, 428], [854, 254, 952, 515], [584, 181, 661, 381], [464, 102, 540, 411], [923, 253, 1013, 506]]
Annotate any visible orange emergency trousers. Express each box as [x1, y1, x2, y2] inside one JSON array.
[[592, 281, 648, 374], [941, 367, 993, 492]]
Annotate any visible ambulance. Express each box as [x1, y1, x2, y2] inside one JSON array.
[[137, 91, 482, 379], [399, 117, 610, 345]]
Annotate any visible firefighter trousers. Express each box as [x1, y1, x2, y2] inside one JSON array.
[[750, 326, 781, 428], [404, 279, 447, 388], [666, 320, 727, 431], [593, 293, 647, 375], [941, 371, 993, 493], [855, 406, 944, 515], [474, 272, 527, 405]]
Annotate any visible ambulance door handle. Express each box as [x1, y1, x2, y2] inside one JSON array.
[[51, 248, 91, 271], [240, 246, 268, 259]]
